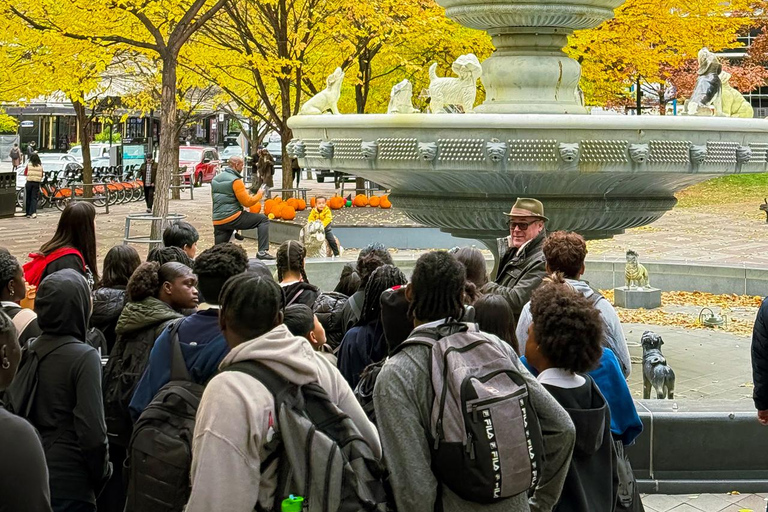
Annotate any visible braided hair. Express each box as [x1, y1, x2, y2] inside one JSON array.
[[356, 243, 393, 287], [219, 273, 285, 342], [0, 249, 21, 292], [276, 240, 309, 283], [358, 264, 408, 324], [409, 251, 466, 323]]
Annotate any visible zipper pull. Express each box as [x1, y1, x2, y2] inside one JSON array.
[[466, 433, 475, 460], [434, 419, 443, 450]]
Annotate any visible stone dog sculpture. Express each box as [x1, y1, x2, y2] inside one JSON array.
[[641, 331, 676, 399], [427, 54, 482, 113], [299, 67, 345, 115], [625, 249, 649, 288], [388, 79, 419, 114], [719, 71, 754, 118], [301, 220, 342, 258]]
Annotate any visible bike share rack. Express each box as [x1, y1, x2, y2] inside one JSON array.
[[69, 183, 111, 213], [123, 213, 186, 246], [169, 170, 194, 200]]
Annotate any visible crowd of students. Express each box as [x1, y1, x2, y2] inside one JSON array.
[[0, 199, 649, 512]]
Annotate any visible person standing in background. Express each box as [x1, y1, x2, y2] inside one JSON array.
[[139, 155, 157, 213], [24, 153, 44, 219], [9, 143, 21, 170]]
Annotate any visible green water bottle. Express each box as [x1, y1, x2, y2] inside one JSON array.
[[281, 494, 304, 512]]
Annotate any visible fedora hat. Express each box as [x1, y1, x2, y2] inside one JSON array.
[[504, 198, 548, 221]]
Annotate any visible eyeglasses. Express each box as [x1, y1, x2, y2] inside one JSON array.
[[509, 221, 536, 231]]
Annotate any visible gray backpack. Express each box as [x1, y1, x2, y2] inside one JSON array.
[[394, 321, 544, 503]]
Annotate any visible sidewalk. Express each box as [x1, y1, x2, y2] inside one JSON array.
[[642, 493, 767, 511]]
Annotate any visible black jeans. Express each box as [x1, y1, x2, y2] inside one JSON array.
[[25, 181, 40, 216], [144, 186, 155, 210], [51, 499, 96, 512], [294, 167, 301, 187], [325, 225, 339, 256], [214, 211, 270, 252]]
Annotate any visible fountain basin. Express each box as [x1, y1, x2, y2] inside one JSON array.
[[289, 113, 768, 245]]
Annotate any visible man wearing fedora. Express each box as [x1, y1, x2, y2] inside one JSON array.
[[482, 198, 548, 322]]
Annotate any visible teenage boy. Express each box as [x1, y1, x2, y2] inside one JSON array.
[[162, 221, 200, 260]]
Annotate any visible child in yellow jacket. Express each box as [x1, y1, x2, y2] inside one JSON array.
[[307, 196, 340, 256]]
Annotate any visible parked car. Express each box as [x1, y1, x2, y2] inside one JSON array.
[[179, 146, 220, 187], [219, 145, 243, 162], [37, 153, 79, 173], [68, 144, 112, 166]]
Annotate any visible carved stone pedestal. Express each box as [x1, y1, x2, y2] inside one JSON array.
[[614, 286, 662, 310]]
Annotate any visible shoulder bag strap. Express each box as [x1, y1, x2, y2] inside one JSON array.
[[11, 308, 36, 340], [168, 320, 192, 382]]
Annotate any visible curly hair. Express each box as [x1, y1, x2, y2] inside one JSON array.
[[100, 245, 141, 289], [220, 273, 284, 341], [359, 264, 408, 324], [127, 261, 191, 302], [194, 243, 249, 304], [356, 244, 393, 287], [334, 263, 360, 296], [542, 231, 587, 279], [147, 246, 194, 267], [409, 251, 466, 323], [529, 273, 603, 373], [0, 248, 21, 291], [276, 240, 308, 283]]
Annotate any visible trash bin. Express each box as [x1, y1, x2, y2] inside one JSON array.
[[0, 172, 16, 219]]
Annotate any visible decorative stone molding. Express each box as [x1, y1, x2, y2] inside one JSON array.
[[287, 139, 306, 159], [319, 141, 335, 159], [558, 143, 580, 163], [332, 139, 364, 160], [690, 145, 707, 166], [736, 145, 753, 165], [418, 142, 438, 162], [378, 138, 419, 161], [749, 143, 768, 163], [486, 140, 507, 163], [581, 140, 629, 163], [629, 143, 650, 164], [361, 141, 379, 160], [649, 140, 691, 164], [507, 139, 558, 163], [438, 139, 485, 162], [704, 141, 739, 165]]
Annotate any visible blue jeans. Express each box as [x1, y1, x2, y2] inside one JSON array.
[[25, 181, 40, 216]]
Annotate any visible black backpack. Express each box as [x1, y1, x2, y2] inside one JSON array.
[[226, 361, 389, 512], [124, 321, 203, 512], [313, 292, 349, 350], [103, 318, 178, 447]]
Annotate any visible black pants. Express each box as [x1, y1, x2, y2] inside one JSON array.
[[144, 186, 155, 210], [214, 211, 270, 252], [51, 499, 96, 512], [325, 225, 339, 256], [294, 167, 301, 187], [25, 181, 39, 216], [95, 444, 126, 512]]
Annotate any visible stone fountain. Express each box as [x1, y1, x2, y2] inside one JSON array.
[[287, 0, 768, 254]]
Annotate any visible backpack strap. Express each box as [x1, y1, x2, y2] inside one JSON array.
[[588, 290, 605, 307], [10, 308, 36, 340], [168, 320, 192, 382], [392, 321, 474, 356]]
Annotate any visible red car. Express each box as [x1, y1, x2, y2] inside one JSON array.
[[179, 146, 220, 187]]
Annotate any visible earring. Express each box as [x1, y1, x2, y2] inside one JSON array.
[[1, 358, 9, 370]]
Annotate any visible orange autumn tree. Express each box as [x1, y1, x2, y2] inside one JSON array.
[[567, 0, 755, 111]]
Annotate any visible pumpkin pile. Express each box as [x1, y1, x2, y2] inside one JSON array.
[[320, 194, 391, 210], [262, 195, 305, 221]]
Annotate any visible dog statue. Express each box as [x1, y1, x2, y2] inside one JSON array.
[[625, 249, 649, 289], [299, 67, 344, 115], [301, 220, 343, 258], [427, 54, 482, 114], [387, 79, 419, 114], [640, 331, 676, 399]]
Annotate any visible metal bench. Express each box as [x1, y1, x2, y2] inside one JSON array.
[[269, 187, 309, 202]]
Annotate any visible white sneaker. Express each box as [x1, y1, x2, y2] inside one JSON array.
[[31, 213, 37, 219]]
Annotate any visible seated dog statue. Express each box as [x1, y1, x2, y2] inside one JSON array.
[[641, 331, 676, 399], [387, 79, 419, 114], [301, 220, 342, 258], [299, 67, 344, 115], [427, 54, 482, 114]]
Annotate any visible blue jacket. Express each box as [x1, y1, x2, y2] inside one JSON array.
[[129, 309, 229, 421], [522, 348, 643, 445], [338, 320, 386, 389]]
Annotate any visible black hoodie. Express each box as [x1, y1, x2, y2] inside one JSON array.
[[29, 269, 111, 505], [543, 375, 616, 512]]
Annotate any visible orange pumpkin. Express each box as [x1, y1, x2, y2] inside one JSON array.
[[297, 199, 307, 211], [281, 205, 296, 220], [380, 195, 392, 209], [264, 199, 276, 215], [274, 196, 282, 204], [273, 204, 284, 218], [353, 194, 368, 207], [329, 196, 343, 210], [310, 197, 316, 208], [286, 198, 299, 209], [250, 202, 262, 214], [368, 196, 381, 207]]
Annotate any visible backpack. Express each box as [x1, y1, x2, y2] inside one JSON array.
[[313, 292, 349, 350], [393, 321, 545, 503], [124, 321, 203, 512], [1, 304, 36, 345], [225, 361, 389, 512], [354, 359, 385, 425], [103, 318, 179, 447], [5, 337, 79, 418]]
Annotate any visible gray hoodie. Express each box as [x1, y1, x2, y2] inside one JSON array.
[[373, 322, 576, 512], [515, 278, 631, 377], [186, 324, 380, 512]]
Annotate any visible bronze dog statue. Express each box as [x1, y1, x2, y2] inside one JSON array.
[[641, 331, 676, 399]]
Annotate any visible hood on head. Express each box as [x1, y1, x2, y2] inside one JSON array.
[[36, 269, 91, 339], [381, 286, 411, 351], [567, 383, 610, 457], [222, 324, 320, 385]]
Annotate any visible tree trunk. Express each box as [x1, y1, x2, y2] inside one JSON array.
[[151, 56, 180, 243], [73, 101, 93, 198]]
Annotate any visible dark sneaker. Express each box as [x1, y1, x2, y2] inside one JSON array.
[[234, 232, 245, 241], [257, 252, 276, 260]]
